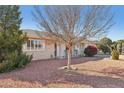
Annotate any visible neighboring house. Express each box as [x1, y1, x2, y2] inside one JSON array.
[[22, 29, 85, 60]]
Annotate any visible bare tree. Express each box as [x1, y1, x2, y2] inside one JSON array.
[[33, 5, 114, 69]]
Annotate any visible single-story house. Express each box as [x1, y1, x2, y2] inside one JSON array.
[[22, 29, 87, 60]]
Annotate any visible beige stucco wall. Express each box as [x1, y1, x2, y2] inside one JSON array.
[[23, 40, 55, 60], [23, 39, 85, 60], [57, 43, 85, 58]]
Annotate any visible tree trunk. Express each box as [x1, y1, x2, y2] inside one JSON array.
[[67, 47, 71, 69]]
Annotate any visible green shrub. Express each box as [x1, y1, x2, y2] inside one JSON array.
[[0, 51, 32, 73], [17, 53, 32, 68]]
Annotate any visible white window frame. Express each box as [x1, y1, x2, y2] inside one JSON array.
[[24, 39, 46, 51]]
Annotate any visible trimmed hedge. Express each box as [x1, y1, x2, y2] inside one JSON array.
[[84, 45, 97, 57]]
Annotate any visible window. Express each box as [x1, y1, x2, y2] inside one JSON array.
[[26, 39, 45, 51], [27, 40, 30, 50], [31, 40, 34, 49]]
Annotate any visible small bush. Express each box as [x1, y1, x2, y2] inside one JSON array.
[[0, 51, 32, 73], [84, 45, 97, 57], [108, 45, 119, 60], [111, 49, 119, 60]]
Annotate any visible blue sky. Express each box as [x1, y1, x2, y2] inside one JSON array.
[[20, 5, 124, 41]]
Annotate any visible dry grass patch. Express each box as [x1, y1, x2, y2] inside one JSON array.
[[72, 55, 124, 79], [0, 79, 43, 88], [0, 79, 92, 88], [46, 82, 92, 88]]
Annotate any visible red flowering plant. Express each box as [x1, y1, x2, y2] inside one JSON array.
[[84, 45, 97, 57]]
